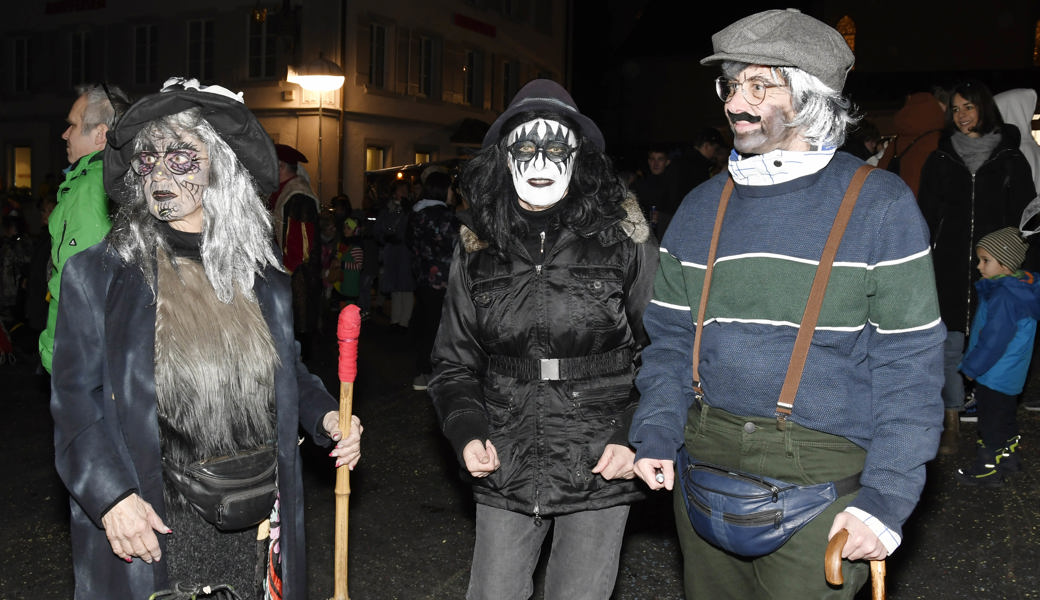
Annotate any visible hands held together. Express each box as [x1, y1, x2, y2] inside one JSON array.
[[463, 440, 637, 481]]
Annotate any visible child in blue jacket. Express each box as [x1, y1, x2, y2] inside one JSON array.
[[957, 227, 1040, 486]]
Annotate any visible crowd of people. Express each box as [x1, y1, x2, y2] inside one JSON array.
[[4, 6, 1040, 600]]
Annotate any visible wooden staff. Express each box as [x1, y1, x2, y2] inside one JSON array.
[[825, 528, 886, 600], [333, 305, 361, 600]]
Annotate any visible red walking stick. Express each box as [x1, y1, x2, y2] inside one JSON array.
[[333, 305, 361, 600]]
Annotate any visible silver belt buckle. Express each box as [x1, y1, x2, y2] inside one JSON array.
[[539, 358, 560, 380]]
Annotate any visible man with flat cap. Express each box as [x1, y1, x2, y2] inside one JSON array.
[[629, 9, 944, 598], [269, 143, 321, 357]]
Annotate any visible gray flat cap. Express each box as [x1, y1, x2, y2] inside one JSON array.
[[700, 8, 854, 92]]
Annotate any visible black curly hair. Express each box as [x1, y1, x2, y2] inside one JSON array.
[[459, 110, 626, 255]]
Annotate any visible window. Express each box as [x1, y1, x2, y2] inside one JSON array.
[[187, 20, 214, 81], [134, 25, 158, 86], [366, 145, 387, 171], [533, 0, 552, 34], [12, 37, 29, 92], [411, 34, 443, 99], [464, 50, 484, 107], [1034, 19, 1040, 67], [13, 146, 31, 189], [369, 23, 387, 88], [419, 36, 435, 97], [836, 16, 855, 54], [502, 0, 531, 21], [501, 60, 518, 110], [415, 151, 432, 164], [248, 16, 276, 79], [69, 31, 90, 86]]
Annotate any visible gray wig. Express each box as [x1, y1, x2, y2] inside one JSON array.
[[108, 108, 282, 303], [721, 61, 860, 149]]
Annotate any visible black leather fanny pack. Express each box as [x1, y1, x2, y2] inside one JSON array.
[[163, 444, 277, 531]]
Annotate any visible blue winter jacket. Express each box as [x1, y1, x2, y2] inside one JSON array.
[[960, 271, 1040, 395]]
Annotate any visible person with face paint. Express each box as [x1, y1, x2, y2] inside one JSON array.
[[49, 78, 362, 600], [427, 79, 658, 600], [918, 80, 1036, 449], [629, 10, 946, 599]]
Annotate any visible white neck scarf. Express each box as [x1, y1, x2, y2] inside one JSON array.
[[727, 147, 837, 186]]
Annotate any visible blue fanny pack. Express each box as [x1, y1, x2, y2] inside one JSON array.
[[676, 448, 860, 557]]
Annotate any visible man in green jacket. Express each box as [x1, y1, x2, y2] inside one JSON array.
[[39, 83, 129, 372]]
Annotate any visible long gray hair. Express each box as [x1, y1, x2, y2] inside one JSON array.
[[721, 61, 859, 149], [108, 108, 282, 302]]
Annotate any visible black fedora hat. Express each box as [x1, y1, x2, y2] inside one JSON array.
[[104, 77, 279, 195], [482, 79, 604, 151]]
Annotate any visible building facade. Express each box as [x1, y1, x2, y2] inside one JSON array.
[[0, 0, 571, 210]]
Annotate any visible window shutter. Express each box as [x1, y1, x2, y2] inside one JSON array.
[[356, 17, 372, 84]]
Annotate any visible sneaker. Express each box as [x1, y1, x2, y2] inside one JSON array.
[[1023, 397, 1040, 412], [956, 449, 1006, 487], [960, 392, 978, 422], [997, 435, 1022, 474], [412, 373, 430, 391], [955, 462, 1004, 487]]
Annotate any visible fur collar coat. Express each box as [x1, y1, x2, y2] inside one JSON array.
[[50, 241, 337, 600]]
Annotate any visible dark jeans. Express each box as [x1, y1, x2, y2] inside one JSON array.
[[942, 331, 967, 409], [467, 503, 630, 600], [975, 383, 1018, 449], [410, 286, 446, 374]]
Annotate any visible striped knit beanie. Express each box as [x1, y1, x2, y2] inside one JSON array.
[[977, 227, 1029, 271]]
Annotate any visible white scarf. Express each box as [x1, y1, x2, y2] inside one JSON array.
[[727, 147, 837, 186]]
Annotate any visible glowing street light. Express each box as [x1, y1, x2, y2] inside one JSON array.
[[287, 55, 345, 202]]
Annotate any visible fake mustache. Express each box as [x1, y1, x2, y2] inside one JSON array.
[[728, 111, 761, 125]]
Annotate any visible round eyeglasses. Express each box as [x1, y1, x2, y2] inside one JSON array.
[[507, 139, 577, 164], [131, 149, 207, 176], [715, 76, 786, 106]]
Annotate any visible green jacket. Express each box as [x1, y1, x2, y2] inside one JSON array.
[[39, 151, 111, 372]]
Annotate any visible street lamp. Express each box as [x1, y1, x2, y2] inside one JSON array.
[[287, 55, 345, 202]]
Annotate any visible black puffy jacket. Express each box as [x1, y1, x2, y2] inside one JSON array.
[[918, 124, 1035, 332], [429, 197, 658, 519]]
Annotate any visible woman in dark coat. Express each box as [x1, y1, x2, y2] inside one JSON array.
[[918, 79, 1035, 453], [427, 79, 658, 600], [50, 78, 362, 600]]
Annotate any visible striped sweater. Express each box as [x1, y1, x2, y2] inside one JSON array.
[[630, 152, 945, 537]]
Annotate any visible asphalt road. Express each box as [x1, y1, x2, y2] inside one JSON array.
[[2, 312, 1039, 599]]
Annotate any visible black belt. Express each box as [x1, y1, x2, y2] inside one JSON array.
[[830, 471, 862, 497], [488, 348, 632, 381]]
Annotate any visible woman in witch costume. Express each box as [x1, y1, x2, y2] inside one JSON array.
[[50, 78, 362, 599]]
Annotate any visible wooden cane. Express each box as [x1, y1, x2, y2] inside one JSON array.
[[825, 528, 887, 600], [333, 305, 361, 600]]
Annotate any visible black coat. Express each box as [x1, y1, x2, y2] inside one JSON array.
[[918, 124, 1036, 332], [428, 198, 657, 518], [50, 242, 337, 599]]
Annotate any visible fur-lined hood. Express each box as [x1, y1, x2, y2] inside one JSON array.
[[459, 194, 650, 254]]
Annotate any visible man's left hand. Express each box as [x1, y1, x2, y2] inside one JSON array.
[[828, 511, 888, 561], [592, 444, 636, 480]]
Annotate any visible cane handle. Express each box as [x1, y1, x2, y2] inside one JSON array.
[[825, 528, 887, 600], [825, 528, 849, 585]]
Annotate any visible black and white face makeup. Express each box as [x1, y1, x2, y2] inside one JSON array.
[[135, 130, 210, 233], [505, 118, 578, 210]]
